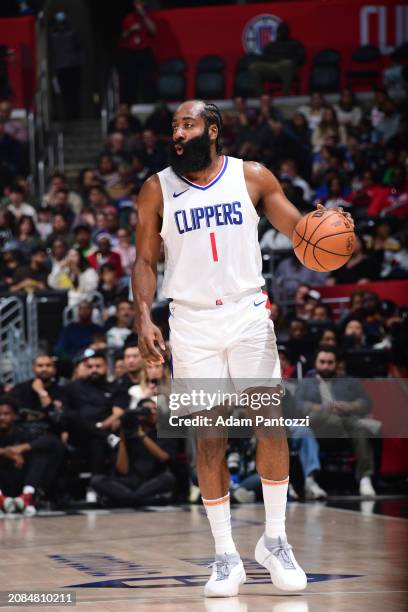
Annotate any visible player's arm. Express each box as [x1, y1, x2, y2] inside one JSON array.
[[132, 175, 166, 364], [244, 161, 301, 239]]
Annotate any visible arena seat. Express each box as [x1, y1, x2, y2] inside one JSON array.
[[347, 44, 382, 90], [195, 55, 225, 98], [234, 54, 258, 97], [157, 58, 186, 101], [309, 48, 341, 93]]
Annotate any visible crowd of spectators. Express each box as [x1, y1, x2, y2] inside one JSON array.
[[0, 76, 407, 514]]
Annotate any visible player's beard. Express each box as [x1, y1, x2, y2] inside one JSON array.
[[169, 129, 212, 175]]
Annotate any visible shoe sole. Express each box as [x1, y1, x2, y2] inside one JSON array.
[[204, 567, 247, 598], [254, 537, 307, 592]]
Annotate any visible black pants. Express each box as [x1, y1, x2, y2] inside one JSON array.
[[67, 414, 110, 476], [0, 434, 66, 497], [91, 470, 175, 506], [119, 47, 156, 104]]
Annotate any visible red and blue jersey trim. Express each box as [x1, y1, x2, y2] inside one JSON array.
[[178, 156, 228, 190]]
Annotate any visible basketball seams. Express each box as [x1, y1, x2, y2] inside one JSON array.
[[293, 228, 354, 257], [302, 210, 339, 264]]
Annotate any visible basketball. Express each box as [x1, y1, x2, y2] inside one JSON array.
[[292, 209, 356, 272]]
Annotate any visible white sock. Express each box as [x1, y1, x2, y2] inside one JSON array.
[[202, 492, 238, 555], [261, 476, 289, 539]]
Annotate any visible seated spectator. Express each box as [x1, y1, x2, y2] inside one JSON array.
[[77, 168, 99, 201], [41, 172, 82, 216], [312, 106, 347, 152], [0, 208, 15, 248], [89, 332, 108, 353], [365, 219, 400, 277], [0, 241, 22, 291], [108, 103, 142, 136], [144, 101, 172, 140], [104, 131, 131, 167], [248, 21, 305, 96], [108, 163, 134, 205], [269, 301, 290, 341], [95, 154, 120, 192], [91, 398, 176, 507], [259, 226, 292, 251], [299, 92, 326, 131], [276, 253, 328, 288], [328, 235, 381, 285], [323, 176, 350, 209], [10, 353, 67, 438], [287, 318, 315, 367], [374, 98, 401, 145], [15, 215, 42, 257], [55, 300, 104, 360], [386, 228, 408, 279], [98, 263, 129, 316], [341, 318, 367, 351], [105, 299, 135, 349], [138, 129, 167, 174], [113, 227, 136, 277], [130, 154, 151, 192], [113, 353, 126, 379], [48, 189, 75, 229], [7, 184, 37, 221], [48, 247, 98, 306], [46, 212, 74, 247], [86, 185, 111, 212], [348, 169, 384, 214], [0, 99, 28, 142], [311, 303, 332, 322], [318, 326, 338, 347], [295, 346, 378, 496], [116, 341, 144, 392], [383, 51, 406, 98], [64, 351, 128, 501], [279, 159, 313, 202], [257, 93, 284, 126], [48, 237, 68, 277], [334, 88, 362, 128], [10, 245, 49, 293], [73, 223, 93, 257], [88, 234, 123, 277], [0, 396, 66, 515], [367, 166, 408, 219], [36, 206, 53, 241], [287, 111, 312, 154]]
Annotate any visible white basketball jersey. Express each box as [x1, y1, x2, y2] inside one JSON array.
[[158, 155, 264, 306]]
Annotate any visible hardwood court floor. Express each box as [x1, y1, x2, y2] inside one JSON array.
[[1, 503, 407, 612]]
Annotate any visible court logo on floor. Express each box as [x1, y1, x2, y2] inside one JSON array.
[[53, 553, 362, 589]]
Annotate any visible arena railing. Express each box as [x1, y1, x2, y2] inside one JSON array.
[[100, 68, 120, 139], [0, 295, 37, 386]]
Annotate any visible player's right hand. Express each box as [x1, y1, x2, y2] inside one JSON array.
[[138, 321, 166, 365]]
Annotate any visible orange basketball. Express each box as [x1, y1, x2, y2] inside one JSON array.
[[292, 209, 355, 272]]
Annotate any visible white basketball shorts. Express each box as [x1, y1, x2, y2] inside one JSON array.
[[169, 289, 281, 393]]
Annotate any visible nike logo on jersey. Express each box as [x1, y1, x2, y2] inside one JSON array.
[[173, 189, 189, 198], [254, 300, 266, 307]]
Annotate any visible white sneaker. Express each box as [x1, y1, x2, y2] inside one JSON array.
[[255, 534, 307, 592], [359, 476, 376, 497], [204, 553, 246, 597], [107, 434, 120, 449], [3, 497, 16, 513], [304, 476, 327, 500], [232, 487, 255, 503], [86, 488, 98, 504]]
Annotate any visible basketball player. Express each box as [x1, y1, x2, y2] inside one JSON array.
[[132, 100, 350, 597]]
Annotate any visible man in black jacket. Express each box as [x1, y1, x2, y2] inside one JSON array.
[[64, 351, 128, 485], [0, 396, 66, 515], [10, 353, 67, 439], [249, 22, 305, 95]]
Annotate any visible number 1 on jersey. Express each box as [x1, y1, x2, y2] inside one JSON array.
[[210, 232, 219, 262]]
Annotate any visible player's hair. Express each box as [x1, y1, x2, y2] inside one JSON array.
[[201, 102, 223, 154]]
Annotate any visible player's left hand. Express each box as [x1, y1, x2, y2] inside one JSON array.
[[316, 202, 354, 230]]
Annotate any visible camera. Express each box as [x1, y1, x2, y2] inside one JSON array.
[[120, 399, 153, 435]]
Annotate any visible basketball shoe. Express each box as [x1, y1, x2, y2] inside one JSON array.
[[255, 533, 307, 591], [204, 553, 246, 597]]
